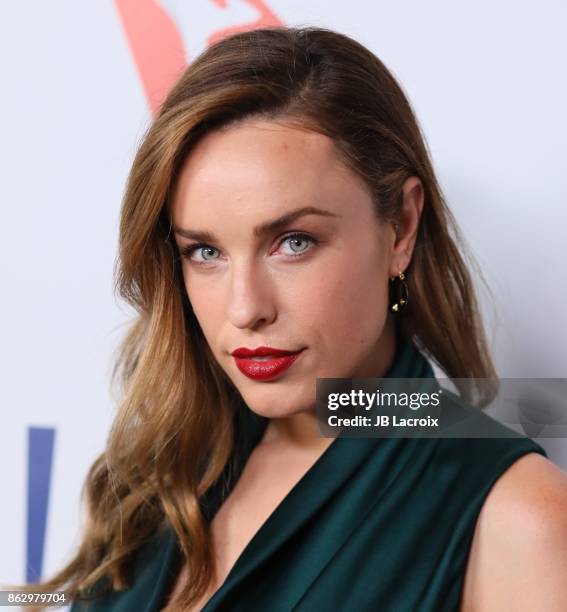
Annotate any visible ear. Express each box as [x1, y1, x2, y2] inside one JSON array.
[[389, 176, 424, 277]]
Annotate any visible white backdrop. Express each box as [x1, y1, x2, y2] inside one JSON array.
[[1, 0, 565, 590]]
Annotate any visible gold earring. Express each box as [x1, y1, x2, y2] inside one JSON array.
[[389, 271, 408, 313]]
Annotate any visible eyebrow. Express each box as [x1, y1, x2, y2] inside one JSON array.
[[172, 206, 341, 242]]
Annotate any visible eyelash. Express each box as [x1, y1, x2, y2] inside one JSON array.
[[179, 232, 319, 267]]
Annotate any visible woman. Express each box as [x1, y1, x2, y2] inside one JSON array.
[[24, 26, 567, 611]]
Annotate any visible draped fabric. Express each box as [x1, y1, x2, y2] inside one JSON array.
[[71, 337, 547, 611]]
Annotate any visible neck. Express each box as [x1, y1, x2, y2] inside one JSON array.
[[261, 410, 326, 449]]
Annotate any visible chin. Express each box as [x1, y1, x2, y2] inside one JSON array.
[[243, 401, 291, 418], [240, 392, 303, 417], [247, 407, 286, 420], [246, 381, 313, 410]]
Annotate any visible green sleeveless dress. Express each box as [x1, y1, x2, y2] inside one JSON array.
[[71, 336, 547, 611]]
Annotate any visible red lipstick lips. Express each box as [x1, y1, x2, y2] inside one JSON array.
[[230, 346, 305, 381]]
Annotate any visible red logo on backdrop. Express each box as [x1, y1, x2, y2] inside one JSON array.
[[114, 0, 283, 115]]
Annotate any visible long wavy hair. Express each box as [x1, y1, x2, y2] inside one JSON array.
[[19, 25, 497, 610]]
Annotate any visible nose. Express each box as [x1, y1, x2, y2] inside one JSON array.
[[226, 259, 277, 330]]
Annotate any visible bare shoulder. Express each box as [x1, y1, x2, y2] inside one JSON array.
[[461, 452, 567, 611]]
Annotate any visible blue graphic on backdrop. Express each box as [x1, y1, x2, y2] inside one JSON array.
[[27, 426, 56, 583]]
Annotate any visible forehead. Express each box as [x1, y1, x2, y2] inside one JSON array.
[[170, 118, 371, 223]]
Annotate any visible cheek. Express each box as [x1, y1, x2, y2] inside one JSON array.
[[183, 274, 223, 340], [307, 256, 389, 351]]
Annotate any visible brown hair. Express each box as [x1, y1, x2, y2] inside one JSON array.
[[18, 25, 497, 609]]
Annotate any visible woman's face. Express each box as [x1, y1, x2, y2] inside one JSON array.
[[170, 118, 415, 419]]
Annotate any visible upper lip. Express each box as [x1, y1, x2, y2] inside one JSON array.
[[230, 346, 303, 357]]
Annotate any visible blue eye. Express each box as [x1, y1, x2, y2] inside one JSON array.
[[179, 232, 319, 266], [180, 244, 220, 264], [279, 233, 317, 256]]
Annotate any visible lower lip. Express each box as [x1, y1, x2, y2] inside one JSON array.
[[233, 350, 305, 381]]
